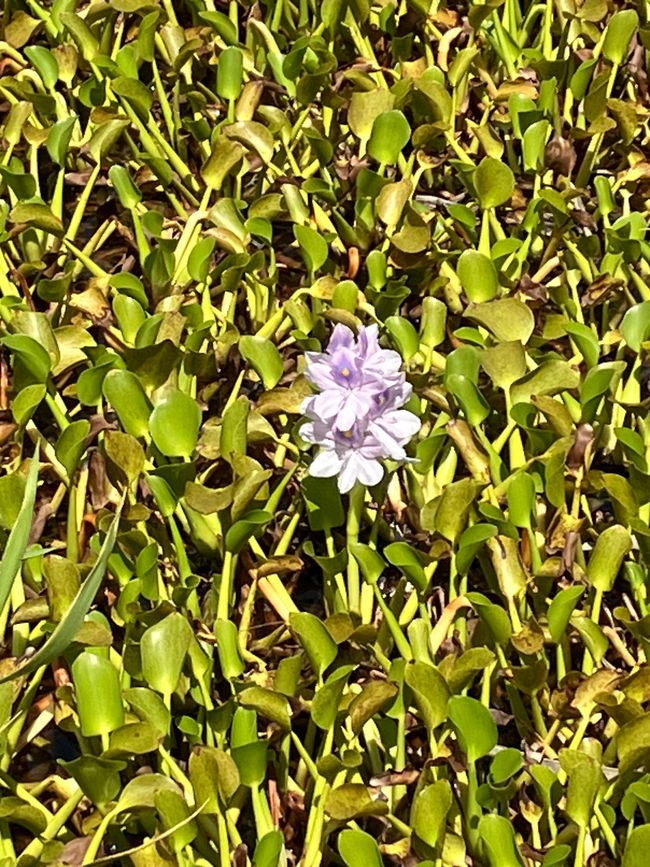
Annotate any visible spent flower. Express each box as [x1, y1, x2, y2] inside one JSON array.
[[301, 324, 420, 493]]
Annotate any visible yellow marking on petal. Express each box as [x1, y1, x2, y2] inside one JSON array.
[[341, 367, 351, 377], [343, 430, 354, 439]]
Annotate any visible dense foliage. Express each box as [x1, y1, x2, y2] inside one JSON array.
[[1, 0, 650, 863]]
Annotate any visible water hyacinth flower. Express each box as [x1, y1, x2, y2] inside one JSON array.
[[301, 324, 420, 493]]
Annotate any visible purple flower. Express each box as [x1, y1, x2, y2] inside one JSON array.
[[303, 324, 404, 429], [301, 324, 420, 493]]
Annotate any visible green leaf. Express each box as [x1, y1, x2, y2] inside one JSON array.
[[225, 509, 271, 553], [511, 359, 580, 405], [561, 750, 603, 827], [55, 420, 90, 479], [348, 89, 395, 141], [150, 392, 202, 458], [384, 542, 427, 591], [47, 116, 77, 166], [457, 250, 499, 302], [377, 179, 412, 230], [385, 315, 419, 361], [621, 301, 650, 352], [109, 165, 142, 209], [190, 746, 240, 811], [289, 611, 338, 677], [111, 773, 179, 815], [547, 586, 584, 643], [411, 780, 452, 852], [602, 9, 639, 65], [102, 370, 152, 438], [586, 524, 632, 592], [72, 652, 124, 737], [623, 825, 650, 867], [59, 756, 126, 806], [224, 121, 275, 163], [217, 46, 243, 100], [88, 119, 130, 165], [2, 335, 51, 384], [474, 157, 515, 208], [487, 535, 527, 602], [44, 555, 80, 621], [302, 475, 345, 530], [348, 543, 386, 585], [155, 788, 197, 853], [112, 76, 154, 119], [481, 341, 527, 390], [404, 661, 450, 731], [564, 321, 600, 368], [215, 619, 245, 680], [24, 45, 59, 90], [239, 336, 284, 389], [368, 110, 411, 164], [0, 503, 123, 683], [467, 592, 512, 644], [202, 135, 245, 190], [12, 383, 46, 424], [188, 237, 216, 283], [239, 686, 291, 729], [348, 680, 398, 733], [9, 202, 64, 236], [522, 119, 551, 172], [507, 472, 536, 528], [338, 829, 383, 867], [431, 478, 483, 542], [0, 450, 39, 623], [448, 695, 497, 762], [325, 784, 388, 820], [466, 298, 534, 344], [294, 225, 329, 274], [478, 814, 524, 867], [107, 722, 164, 756], [60, 11, 99, 61], [490, 748, 524, 783], [439, 646, 496, 694], [141, 613, 193, 698], [123, 688, 171, 736]]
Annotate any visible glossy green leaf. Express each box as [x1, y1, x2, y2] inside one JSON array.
[[474, 158, 515, 208], [411, 780, 452, 852], [339, 828, 383, 867], [548, 586, 584, 643], [289, 611, 338, 677], [239, 336, 284, 389], [294, 224, 329, 274], [368, 110, 410, 164], [448, 695, 497, 761], [150, 392, 202, 458], [0, 450, 39, 623], [621, 301, 650, 352], [457, 250, 499, 302], [478, 814, 524, 867], [405, 661, 450, 731], [102, 370, 153, 438], [72, 652, 124, 737], [217, 46, 243, 100], [602, 9, 638, 65], [586, 524, 632, 592], [141, 613, 193, 698]]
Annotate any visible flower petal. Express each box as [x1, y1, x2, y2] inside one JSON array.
[[328, 324, 355, 353], [355, 455, 384, 487], [310, 449, 343, 478], [312, 389, 347, 420], [337, 456, 360, 493]]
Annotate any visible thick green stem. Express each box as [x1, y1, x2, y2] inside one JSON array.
[[346, 483, 365, 615]]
